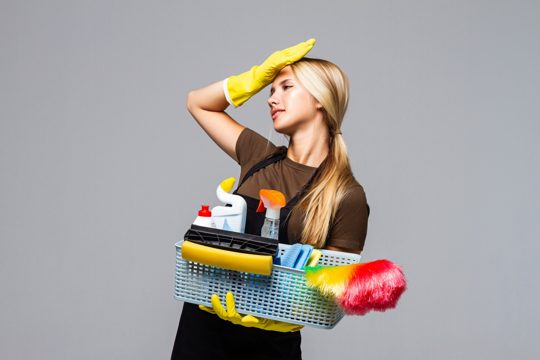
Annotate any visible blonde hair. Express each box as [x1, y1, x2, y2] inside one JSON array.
[[289, 58, 357, 248]]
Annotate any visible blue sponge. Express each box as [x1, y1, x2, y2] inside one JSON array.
[[280, 244, 314, 269]]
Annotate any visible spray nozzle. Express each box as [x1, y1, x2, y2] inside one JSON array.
[[257, 189, 286, 219]]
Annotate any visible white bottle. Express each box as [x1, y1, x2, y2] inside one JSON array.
[[211, 177, 247, 233], [193, 205, 216, 228]]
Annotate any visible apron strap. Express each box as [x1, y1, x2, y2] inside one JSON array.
[[236, 146, 324, 208], [237, 147, 288, 188]]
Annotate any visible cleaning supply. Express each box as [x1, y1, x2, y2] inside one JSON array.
[[223, 38, 316, 107], [175, 241, 364, 329], [306, 249, 322, 267], [211, 177, 247, 233], [185, 224, 278, 256], [257, 189, 286, 239], [181, 240, 273, 276], [279, 244, 314, 269], [304, 260, 407, 315], [192, 205, 216, 228], [199, 292, 303, 332]]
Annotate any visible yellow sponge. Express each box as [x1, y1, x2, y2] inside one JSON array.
[[181, 241, 273, 275], [307, 249, 322, 267]]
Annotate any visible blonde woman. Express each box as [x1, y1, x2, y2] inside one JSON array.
[[172, 39, 369, 360]]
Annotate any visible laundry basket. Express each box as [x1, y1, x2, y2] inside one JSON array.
[[174, 241, 361, 329]]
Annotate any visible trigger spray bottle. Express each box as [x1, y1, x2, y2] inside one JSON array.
[[257, 189, 286, 239]]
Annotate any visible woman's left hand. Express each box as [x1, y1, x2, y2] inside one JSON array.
[[199, 292, 303, 332]]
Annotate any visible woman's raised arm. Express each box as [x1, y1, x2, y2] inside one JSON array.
[[186, 39, 315, 162], [186, 80, 245, 162]]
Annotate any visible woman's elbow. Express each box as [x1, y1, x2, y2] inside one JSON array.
[[186, 90, 197, 113]]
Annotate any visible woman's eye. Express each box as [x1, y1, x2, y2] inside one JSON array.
[[283, 85, 292, 90]]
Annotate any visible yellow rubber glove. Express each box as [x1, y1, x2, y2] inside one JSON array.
[[224, 38, 316, 107], [199, 292, 303, 333]]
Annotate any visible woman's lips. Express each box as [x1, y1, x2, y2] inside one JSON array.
[[272, 110, 284, 120]]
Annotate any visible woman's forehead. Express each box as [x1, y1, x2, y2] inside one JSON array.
[[273, 66, 296, 83]]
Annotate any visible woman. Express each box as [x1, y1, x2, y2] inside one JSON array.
[[172, 39, 369, 360]]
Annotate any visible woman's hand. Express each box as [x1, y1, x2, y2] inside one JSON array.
[[199, 292, 303, 332], [225, 38, 316, 107], [185, 39, 315, 162]]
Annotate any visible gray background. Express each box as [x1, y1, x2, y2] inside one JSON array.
[[1, 0, 539, 359]]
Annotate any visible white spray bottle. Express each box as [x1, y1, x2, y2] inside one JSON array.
[[256, 189, 286, 239], [211, 177, 247, 233]]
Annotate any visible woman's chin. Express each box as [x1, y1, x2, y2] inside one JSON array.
[[273, 124, 293, 136], [273, 118, 293, 135]]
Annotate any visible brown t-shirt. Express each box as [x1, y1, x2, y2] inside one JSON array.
[[235, 128, 369, 251]]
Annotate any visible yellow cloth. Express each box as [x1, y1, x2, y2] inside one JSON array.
[[199, 292, 303, 333], [225, 38, 316, 107]]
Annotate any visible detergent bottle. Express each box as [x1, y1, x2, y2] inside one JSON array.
[[211, 177, 247, 233], [192, 205, 216, 228], [257, 189, 286, 240]]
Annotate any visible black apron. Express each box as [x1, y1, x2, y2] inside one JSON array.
[[171, 148, 321, 360]]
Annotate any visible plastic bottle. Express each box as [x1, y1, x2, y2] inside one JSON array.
[[257, 189, 286, 240], [193, 205, 216, 228], [261, 217, 280, 240], [211, 177, 247, 233]]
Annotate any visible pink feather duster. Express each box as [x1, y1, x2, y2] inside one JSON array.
[[305, 260, 407, 315]]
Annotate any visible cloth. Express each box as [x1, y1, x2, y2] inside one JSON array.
[[235, 127, 369, 251]]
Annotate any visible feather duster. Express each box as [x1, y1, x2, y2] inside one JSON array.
[[305, 260, 407, 315]]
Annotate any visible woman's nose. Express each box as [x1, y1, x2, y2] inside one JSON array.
[[268, 94, 278, 107]]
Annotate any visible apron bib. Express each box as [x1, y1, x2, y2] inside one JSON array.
[[172, 148, 320, 360]]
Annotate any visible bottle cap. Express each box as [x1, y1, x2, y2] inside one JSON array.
[[198, 205, 212, 217]]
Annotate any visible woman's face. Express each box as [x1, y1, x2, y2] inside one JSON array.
[[267, 66, 322, 135]]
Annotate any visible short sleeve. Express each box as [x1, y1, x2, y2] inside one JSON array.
[[326, 185, 369, 252], [235, 127, 278, 168]]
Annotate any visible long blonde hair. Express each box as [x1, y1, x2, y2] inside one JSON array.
[[289, 58, 357, 248]]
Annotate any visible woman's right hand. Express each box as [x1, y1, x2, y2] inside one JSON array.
[[225, 38, 316, 107], [185, 38, 315, 163]]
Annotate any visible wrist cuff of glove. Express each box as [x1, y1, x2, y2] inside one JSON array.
[[222, 78, 237, 107]]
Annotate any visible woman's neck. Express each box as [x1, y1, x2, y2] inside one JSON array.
[[287, 128, 330, 168]]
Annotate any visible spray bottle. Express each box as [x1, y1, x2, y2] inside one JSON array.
[[211, 177, 247, 233], [256, 189, 286, 239]]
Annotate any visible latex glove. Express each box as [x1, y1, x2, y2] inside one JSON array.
[[199, 292, 303, 333], [224, 38, 316, 107]]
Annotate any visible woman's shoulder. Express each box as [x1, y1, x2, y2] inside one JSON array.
[[235, 127, 279, 166], [235, 128, 285, 186], [343, 179, 368, 202]]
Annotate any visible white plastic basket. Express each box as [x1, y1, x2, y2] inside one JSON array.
[[174, 241, 361, 329]]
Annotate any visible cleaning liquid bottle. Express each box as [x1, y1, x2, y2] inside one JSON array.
[[211, 177, 247, 233], [192, 205, 216, 228], [257, 189, 286, 239]]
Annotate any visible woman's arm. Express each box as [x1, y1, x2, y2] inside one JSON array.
[[186, 39, 315, 162], [323, 185, 368, 255], [186, 80, 245, 162]]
